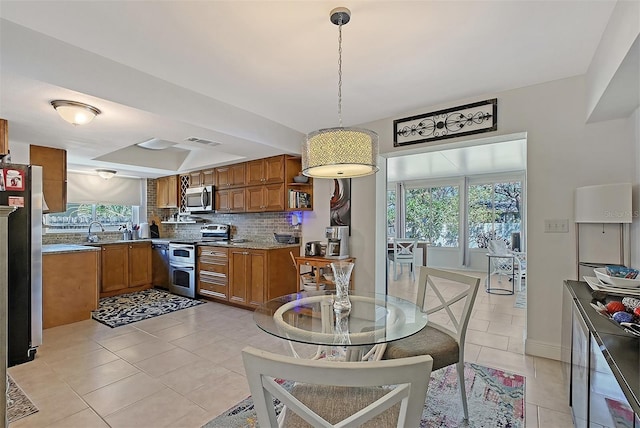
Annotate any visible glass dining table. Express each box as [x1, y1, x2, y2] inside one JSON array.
[[253, 290, 427, 361]]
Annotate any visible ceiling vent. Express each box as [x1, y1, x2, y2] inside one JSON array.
[[185, 137, 220, 147]]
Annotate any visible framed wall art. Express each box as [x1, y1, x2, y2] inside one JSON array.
[[393, 98, 497, 147], [330, 178, 351, 235]]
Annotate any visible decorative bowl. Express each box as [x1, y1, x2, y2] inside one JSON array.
[[293, 175, 309, 183], [274, 233, 294, 244], [594, 268, 640, 288], [303, 283, 325, 293], [606, 265, 639, 279]]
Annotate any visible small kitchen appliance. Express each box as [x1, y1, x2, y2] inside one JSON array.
[[325, 226, 350, 258], [185, 185, 214, 213], [305, 241, 322, 256]]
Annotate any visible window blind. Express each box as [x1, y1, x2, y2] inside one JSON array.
[[67, 172, 143, 206]]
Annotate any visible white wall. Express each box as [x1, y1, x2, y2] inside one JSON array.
[[303, 74, 637, 360]]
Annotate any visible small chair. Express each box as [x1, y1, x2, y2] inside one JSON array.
[[382, 267, 480, 421], [389, 239, 418, 280], [242, 346, 433, 428], [487, 239, 526, 291]]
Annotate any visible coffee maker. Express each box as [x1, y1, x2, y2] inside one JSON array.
[[325, 226, 350, 258]]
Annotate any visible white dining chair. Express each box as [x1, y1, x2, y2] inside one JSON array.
[[242, 346, 433, 428], [389, 239, 418, 280], [487, 239, 526, 291], [382, 266, 480, 421]]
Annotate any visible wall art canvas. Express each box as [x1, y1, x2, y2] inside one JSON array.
[[330, 178, 351, 235], [393, 98, 497, 147]]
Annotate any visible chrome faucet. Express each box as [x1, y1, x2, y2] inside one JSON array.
[[87, 221, 104, 242]]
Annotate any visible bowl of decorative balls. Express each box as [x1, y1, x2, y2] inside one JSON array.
[[591, 296, 640, 336]]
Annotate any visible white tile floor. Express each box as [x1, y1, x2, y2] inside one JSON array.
[[8, 270, 573, 427]]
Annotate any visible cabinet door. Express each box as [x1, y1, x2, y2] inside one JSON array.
[[129, 243, 152, 288], [229, 250, 249, 304], [230, 163, 246, 187], [215, 167, 231, 187], [215, 189, 230, 212], [189, 171, 203, 188], [166, 175, 178, 208], [264, 183, 285, 211], [157, 177, 168, 208], [29, 144, 67, 213], [264, 155, 285, 183], [245, 185, 265, 212], [246, 159, 265, 186], [0, 119, 8, 156], [248, 251, 267, 306], [201, 169, 215, 186], [230, 188, 246, 212], [101, 244, 129, 292]]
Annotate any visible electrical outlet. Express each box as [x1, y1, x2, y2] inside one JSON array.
[[544, 219, 569, 233]]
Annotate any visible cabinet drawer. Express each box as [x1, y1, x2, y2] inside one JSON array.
[[199, 260, 228, 274], [199, 248, 228, 259], [199, 270, 227, 284], [198, 281, 227, 299]]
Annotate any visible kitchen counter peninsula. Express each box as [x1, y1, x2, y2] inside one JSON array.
[[43, 243, 101, 254]]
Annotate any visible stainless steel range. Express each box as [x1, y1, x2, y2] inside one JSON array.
[[168, 224, 231, 298]]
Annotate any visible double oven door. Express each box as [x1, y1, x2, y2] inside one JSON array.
[[169, 243, 196, 298]]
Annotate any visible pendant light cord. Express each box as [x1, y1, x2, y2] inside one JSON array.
[[337, 15, 343, 128]]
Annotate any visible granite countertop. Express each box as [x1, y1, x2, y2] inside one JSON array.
[[197, 241, 300, 250], [43, 244, 101, 254], [565, 280, 640, 414]]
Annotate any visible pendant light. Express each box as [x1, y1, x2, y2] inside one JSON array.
[[301, 7, 379, 179]]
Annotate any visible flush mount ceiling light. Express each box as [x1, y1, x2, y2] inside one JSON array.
[[301, 7, 379, 179], [50, 100, 101, 126], [96, 169, 117, 180]]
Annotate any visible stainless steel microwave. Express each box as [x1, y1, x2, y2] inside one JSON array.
[[185, 185, 214, 212]]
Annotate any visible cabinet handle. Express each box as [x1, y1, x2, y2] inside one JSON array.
[[129, 246, 133, 249]]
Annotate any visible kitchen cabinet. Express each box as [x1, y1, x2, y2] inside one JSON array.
[[100, 242, 152, 297], [565, 281, 640, 426], [285, 155, 313, 211], [197, 246, 228, 299], [0, 118, 8, 155], [202, 245, 296, 308], [245, 183, 285, 212], [29, 144, 67, 213], [246, 155, 285, 186], [215, 163, 246, 188], [156, 175, 178, 208], [294, 256, 356, 291], [216, 187, 246, 213], [185, 168, 214, 188], [43, 249, 99, 328], [229, 249, 266, 306]]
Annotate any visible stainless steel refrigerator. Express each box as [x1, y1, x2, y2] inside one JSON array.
[[0, 164, 43, 366]]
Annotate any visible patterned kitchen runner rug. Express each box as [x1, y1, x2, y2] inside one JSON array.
[[203, 362, 525, 428], [8, 375, 38, 423], [92, 289, 204, 328]]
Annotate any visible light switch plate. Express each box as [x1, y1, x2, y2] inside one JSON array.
[[544, 219, 569, 233]]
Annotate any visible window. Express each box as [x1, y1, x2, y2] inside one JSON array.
[[387, 189, 396, 237], [45, 203, 139, 233], [468, 181, 522, 248], [405, 185, 459, 247]]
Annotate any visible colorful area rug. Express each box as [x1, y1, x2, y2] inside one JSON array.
[[8, 375, 38, 423], [92, 289, 204, 328], [204, 362, 525, 427]]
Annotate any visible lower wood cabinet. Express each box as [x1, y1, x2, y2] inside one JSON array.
[[199, 246, 297, 308], [43, 250, 99, 328], [197, 246, 229, 299], [100, 242, 152, 297]]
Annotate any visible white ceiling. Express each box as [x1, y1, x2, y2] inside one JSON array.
[[0, 1, 616, 179]]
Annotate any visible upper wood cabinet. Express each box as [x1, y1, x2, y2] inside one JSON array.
[[246, 183, 285, 213], [246, 155, 285, 186], [189, 171, 203, 188], [216, 187, 246, 213], [29, 144, 67, 213], [186, 168, 214, 188], [156, 175, 178, 208], [0, 119, 8, 156], [215, 163, 246, 188]]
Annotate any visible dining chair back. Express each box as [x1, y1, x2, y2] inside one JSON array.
[[382, 266, 480, 420], [390, 239, 418, 280], [242, 346, 433, 428], [487, 239, 526, 291]]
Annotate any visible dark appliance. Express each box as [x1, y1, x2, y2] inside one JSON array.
[[185, 185, 214, 213], [305, 241, 322, 256], [151, 241, 170, 289], [0, 164, 43, 366]]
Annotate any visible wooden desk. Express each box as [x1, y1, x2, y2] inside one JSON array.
[[294, 255, 356, 291]]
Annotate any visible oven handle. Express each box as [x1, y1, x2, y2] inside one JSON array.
[[170, 244, 195, 250], [170, 264, 195, 271]]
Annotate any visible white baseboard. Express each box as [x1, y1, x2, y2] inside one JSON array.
[[525, 338, 561, 361]]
